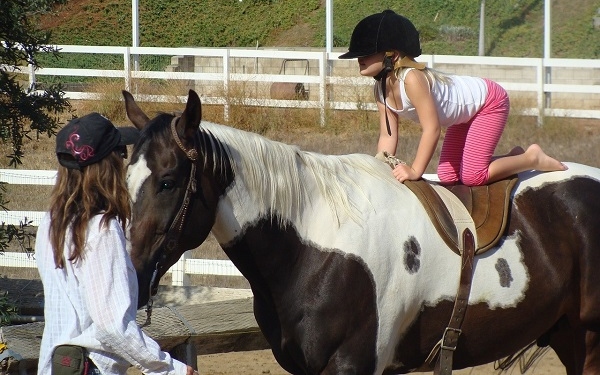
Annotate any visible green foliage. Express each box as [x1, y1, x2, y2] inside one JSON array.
[[48, 0, 321, 48], [1, 0, 72, 260], [0, 181, 37, 261], [43, 0, 600, 58], [1, 0, 72, 167], [0, 183, 35, 254], [0, 291, 18, 327]]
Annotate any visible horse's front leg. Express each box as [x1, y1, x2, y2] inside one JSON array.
[[583, 331, 600, 374], [549, 320, 587, 375]]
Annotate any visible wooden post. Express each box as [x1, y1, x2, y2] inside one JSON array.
[[170, 342, 198, 370]]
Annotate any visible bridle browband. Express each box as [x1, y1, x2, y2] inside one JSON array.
[[141, 116, 199, 327]]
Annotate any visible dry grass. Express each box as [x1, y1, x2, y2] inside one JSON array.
[[2, 79, 600, 287]]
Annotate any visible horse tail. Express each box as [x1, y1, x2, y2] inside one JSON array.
[[493, 341, 550, 374]]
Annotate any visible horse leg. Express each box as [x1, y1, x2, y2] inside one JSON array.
[[548, 318, 586, 375], [583, 331, 600, 374]]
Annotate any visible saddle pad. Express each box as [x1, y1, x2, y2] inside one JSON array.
[[404, 177, 517, 255], [430, 184, 477, 253]]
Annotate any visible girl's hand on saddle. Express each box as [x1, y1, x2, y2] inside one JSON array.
[[186, 365, 198, 375], [393, 163, 420, 183]]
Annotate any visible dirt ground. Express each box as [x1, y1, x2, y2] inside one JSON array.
[[197, 347, 566, 374]]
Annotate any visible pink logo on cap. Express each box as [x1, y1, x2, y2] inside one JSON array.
[[66, 127, 95, 161]]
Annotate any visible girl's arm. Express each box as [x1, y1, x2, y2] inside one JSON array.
[[398, 69, 441, 180], [81, 222, 189, 375]]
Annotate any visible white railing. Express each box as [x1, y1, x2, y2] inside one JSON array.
[[2, 41, 600, 284], [0, 169, 243, 285], [9, 45, 600, 125]]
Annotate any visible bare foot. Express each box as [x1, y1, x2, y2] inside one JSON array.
[[526, 144, 568, 172]]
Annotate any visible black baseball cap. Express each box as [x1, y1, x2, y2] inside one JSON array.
[[56, 112, 140, 170], [338, 10, 422, 59]]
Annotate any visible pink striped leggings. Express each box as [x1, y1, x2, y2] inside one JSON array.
[[437, 79, 509, 186]]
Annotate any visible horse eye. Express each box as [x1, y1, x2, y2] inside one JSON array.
[[159, 180, 175, 192]]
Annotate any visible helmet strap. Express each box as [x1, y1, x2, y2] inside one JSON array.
[[376, 71, 392, 137], [374, 54, 426, 137], [374, 53, 394, 136]]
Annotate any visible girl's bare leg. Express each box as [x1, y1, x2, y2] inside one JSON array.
[[487, 144, 567, 183], [492, 146, 525, 161]]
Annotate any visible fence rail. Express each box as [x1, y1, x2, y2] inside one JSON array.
[[0, 169, 244, 285], [8, 45, 600, 125], [2, 44, 600, 284]]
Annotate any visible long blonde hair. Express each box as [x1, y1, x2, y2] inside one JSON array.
[[48, 151, 131, 268], [389, 53, 453, 86], [397, 66, 453, 86]]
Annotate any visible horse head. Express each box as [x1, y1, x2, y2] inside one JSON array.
[[123, 89, 233, 307]]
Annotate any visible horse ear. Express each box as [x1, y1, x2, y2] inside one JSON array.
[[122, 90, 151, 130], [179, 90, 202, 137]]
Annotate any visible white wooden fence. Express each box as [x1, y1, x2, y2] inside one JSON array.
[[2, 45, 600, 285], [0, 169, 242, 286], [9, 45, 600, 125]]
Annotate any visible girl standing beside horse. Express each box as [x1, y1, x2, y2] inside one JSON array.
[[339, 10, 567, 186], [35, 113, 196, 375]]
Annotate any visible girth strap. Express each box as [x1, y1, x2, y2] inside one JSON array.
[[433, 228, 476, 374]]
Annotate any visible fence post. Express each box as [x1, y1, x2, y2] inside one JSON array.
[[124, 47, 131, 93], [320, 51, 327, 127], [28, 63, 36, 91], [171, 251, 190, 286], [536, 58, 545, 126], [170, 342, 198, 370], [223, 49, 230, 123]]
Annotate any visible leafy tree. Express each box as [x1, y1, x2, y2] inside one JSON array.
[[1, 0, 71, 167], [1, 1, 70, 260], [0, 290, 18, 326]]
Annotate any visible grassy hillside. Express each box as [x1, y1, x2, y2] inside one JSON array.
[[41, 0, 600, 58]]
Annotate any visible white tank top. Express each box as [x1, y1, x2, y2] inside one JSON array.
[[376, 68, 488, 127]]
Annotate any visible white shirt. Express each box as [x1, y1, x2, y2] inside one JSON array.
[[36, 213, 188, 375], [377, 68, 488, 127]]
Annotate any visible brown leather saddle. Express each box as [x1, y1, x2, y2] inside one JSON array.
[[374, 153, 519, 373], [404, 177, 518, 255]]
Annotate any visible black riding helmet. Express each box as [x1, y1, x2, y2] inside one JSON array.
[[340, 10, 422, 136], [338, 10, 421, 59]]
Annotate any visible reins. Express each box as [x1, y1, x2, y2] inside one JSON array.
[[141, 116, 199, 327]]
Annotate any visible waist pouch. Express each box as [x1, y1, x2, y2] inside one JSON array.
[[51, 345, 89, 375]]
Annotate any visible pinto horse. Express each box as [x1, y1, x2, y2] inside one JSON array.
[[123, 89, 600, 375]]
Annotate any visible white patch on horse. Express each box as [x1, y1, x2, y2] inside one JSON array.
[[514, 162, 600, 196], [126, 155, 151, 204], [469, 232, 528, 308]]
